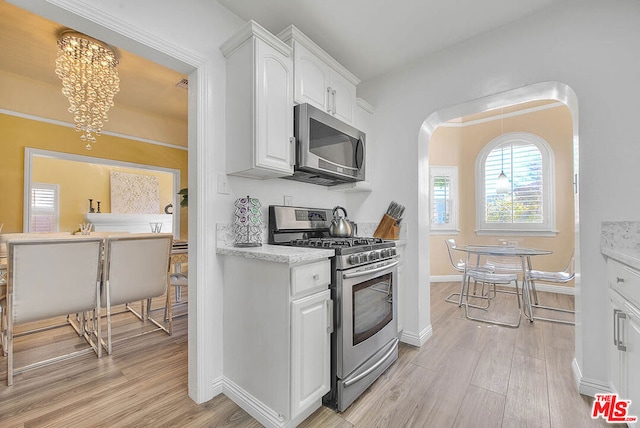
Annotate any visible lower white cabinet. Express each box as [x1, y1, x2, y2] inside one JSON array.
[[291, 289, 331, 418], [223, 256, 331, 427], [607, 258, 640, 426]]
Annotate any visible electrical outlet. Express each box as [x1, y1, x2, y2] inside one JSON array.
[[217, 173, 230, 195], [284, 195, 293, 206]]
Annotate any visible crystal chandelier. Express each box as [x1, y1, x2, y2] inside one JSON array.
[[55, 31, 120, 150]]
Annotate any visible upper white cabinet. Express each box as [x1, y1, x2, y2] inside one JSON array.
[[278, 26, 360, 125], [221, 21, 294, 179]]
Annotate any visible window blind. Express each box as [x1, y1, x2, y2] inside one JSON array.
[[485, 142, 543, 224], [30, 184, 58, 232]]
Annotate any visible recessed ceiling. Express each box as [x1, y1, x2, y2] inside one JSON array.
[[0, 1, 188, 122]]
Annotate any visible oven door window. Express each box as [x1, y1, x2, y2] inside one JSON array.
[[352, 273, 393, 345]]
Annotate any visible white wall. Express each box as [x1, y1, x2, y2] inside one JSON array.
[[356, 0, 640, 390], [9, 0, 349, 404]]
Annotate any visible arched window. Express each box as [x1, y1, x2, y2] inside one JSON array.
[[476, 132, 556, 235]]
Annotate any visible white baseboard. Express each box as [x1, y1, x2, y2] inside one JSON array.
[[572, 358, 611, 397], [222, 377, 320, 428], [223, 378, 287, 428], [400, 324, 433, 347], [430, 274, 575, 295], [212, 375, 224, 396]]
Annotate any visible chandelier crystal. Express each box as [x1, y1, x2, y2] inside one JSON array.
[[55, 31, 120, 150]]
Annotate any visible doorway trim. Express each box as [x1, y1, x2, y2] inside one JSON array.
[[7, 0, 212, 403]]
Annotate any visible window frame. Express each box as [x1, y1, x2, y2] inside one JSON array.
[[28, 182, 60, 233], [475, 132, 557, 236], [430, 166, 459, 234]]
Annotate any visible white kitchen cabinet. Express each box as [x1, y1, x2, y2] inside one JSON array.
[[221, 20, 294, 179], [223, 255, 331, 427], [278, 26, 359, 125], [291, 289, 331, 419], [607, 258, 640, 426]]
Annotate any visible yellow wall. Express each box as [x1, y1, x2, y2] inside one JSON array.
[[0, 113, 188, 236], [33, 157, 175, 233], [429, 105, 574, 284]]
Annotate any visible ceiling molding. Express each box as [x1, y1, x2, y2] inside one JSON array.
[[439, 101, 565, 128], [1, 109, 188, 151]]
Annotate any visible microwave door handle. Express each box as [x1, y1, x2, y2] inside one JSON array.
[[355, 138, 365, 170]]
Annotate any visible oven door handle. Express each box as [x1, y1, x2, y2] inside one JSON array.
[[342, 260, 399, 279], [343, 338, 399, 387]]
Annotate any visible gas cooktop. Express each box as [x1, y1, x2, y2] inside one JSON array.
[[269, 206, 397, 267], [285, 236, 392, 254]]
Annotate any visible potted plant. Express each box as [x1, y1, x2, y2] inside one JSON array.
[[178, 188, 188, 208]]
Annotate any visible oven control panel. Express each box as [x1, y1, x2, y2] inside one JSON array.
[[343, 247, 397, 267]]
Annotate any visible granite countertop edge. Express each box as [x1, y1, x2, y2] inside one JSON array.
[[217, 243, 334, 264], [601, 246, 640, 271]]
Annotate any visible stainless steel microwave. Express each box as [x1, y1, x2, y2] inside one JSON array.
[[286, 103, 365, 186]]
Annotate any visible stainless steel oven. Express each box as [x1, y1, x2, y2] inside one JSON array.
[[331, 255, 398, 411], [268, 205, 399, 412]]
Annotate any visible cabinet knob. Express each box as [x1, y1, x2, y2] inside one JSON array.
[[313, 274, 319, 281], [616, 277, 625, 283]]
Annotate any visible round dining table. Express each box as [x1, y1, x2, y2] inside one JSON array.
[[451, 244, 552, 323]]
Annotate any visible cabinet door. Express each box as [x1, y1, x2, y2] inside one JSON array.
[[291, 289, 331, 419], [610, 293, 625, 396], [294, 42, 331, 111], [623, 306, 640, 425], [330, 72, 356, 125], [255, 40, 294, 175]]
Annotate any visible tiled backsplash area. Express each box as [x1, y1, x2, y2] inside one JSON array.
[[601, 221, 640, 253], [217, 223, 268, 247], [217, 221, 407, 248]]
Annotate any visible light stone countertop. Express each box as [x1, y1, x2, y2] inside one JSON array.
[[600, 221, 640, 270], [216, 223, 334, 264], [216, 243, 334, 265]]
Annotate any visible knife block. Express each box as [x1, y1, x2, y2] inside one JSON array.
[[373, 214, 400, 240]]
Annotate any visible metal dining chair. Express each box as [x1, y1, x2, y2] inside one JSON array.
[[101, 233, 173, 355], [166, 270, 188, 320], [527, 251, 575, 324], [5, 236, 103, 385]]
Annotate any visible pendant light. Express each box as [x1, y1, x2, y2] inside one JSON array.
[[496, 108, 510, 194]]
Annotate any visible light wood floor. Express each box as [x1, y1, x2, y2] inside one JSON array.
[[0, 283, 609, 427]]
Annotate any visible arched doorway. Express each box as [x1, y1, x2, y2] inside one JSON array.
[[417, 81, 581, 357]]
